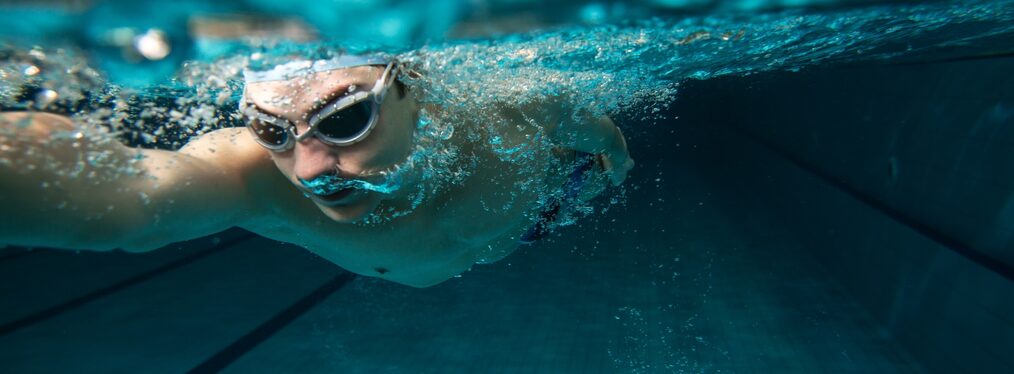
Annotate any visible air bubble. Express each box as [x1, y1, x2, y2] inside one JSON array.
[[34, 89, 58, 108]]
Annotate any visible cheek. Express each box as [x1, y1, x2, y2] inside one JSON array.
[[378, 108, 415, 157], [349, 115, 412, 166], [270, 154, 296, 178]]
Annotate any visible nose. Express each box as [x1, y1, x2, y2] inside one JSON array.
[[291, 137, 341, 182]]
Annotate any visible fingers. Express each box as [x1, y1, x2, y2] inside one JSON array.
[[608, 127, 632, 186]]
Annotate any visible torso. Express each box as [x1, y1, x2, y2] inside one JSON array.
[[235, 110, 561, 287]]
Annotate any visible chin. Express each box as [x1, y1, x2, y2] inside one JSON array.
[[317, 193, 383, 223]]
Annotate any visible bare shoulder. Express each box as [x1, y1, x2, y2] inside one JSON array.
[[178, 127, 273, 173], [0, 111, 73, 124], [176, 127, 299, 222], [0, 111, 75, 137]]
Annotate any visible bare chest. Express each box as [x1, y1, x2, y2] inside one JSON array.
[[242, 129, 554, 286], [246, 178, 529, 286]]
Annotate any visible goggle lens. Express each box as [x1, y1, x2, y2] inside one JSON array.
[[317, 100, 374, 141], [249, 120, 290, 148]]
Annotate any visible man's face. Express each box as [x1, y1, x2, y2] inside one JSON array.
[[243, 66, 416, 223]]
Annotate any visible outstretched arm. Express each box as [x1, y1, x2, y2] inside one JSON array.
[[0, 112, 266, 252]]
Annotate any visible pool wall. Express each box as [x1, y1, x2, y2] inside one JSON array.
[[667, 56, 1014, 373]]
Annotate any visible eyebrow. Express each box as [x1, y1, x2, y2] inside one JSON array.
[[243, 103, 287, 128], [247, 82, 359, 120], [307, 83, 357, 116]]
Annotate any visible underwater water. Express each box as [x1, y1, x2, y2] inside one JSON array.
[[1, 0, 1013, 372]]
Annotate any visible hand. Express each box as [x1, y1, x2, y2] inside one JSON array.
[[599, 127, 633, 186]]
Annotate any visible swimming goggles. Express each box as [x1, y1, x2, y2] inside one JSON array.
[[241, 61, 398, 151]]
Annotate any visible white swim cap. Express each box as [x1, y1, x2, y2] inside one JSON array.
[[243, 54, 392, 83]]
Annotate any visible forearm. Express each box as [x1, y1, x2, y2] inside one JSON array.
[[0, 112, 244, 251], [0, 168, 145, 251], [0, 112, 145, 249]]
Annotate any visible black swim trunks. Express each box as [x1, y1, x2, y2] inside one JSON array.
[[519, 151, 598, 244]]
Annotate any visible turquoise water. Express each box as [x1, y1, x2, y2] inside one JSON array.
[[2, 0, 1011, 147], [1, 0, 1013, 372]]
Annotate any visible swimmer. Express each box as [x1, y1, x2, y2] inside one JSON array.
[[0, 55, 633, 287]]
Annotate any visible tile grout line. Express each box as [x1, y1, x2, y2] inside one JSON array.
[[188, 272, 357, 374], [0, 250, 38, 263], [724, 121, 1014, 284], [0, 234, 254, 337]]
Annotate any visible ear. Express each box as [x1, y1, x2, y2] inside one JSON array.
[[395, 80, 407, 98]]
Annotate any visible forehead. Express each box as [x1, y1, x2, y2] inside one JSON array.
[[243, 66, 379, 116]]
